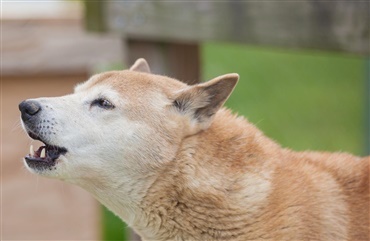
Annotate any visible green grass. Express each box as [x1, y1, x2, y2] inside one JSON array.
[[202, 43, 366, 155], [102, 207, 127, 241]]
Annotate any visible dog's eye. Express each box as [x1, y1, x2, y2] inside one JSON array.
[[91, 98, 115, 109]]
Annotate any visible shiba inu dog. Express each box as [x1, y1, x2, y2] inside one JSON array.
[[19, 59, 369, 241]]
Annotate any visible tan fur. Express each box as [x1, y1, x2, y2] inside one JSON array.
[[21, 59, 369, 241], [136, 108, 369, 241]]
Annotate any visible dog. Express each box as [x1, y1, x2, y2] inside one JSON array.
[[19, 58, 369, 241]]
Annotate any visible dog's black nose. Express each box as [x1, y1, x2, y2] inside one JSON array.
[[19, 100, 42, 121]]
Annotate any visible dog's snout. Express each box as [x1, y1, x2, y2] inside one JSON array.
[[19, 100, 42, 121]]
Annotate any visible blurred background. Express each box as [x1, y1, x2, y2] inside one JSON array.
[[1, 1, 369, 241]]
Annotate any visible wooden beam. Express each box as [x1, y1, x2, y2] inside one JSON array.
[[97, 1, 369, 55]]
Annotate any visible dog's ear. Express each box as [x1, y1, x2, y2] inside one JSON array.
[[173, 73, 239, 130], [129, 58, 151, 73]]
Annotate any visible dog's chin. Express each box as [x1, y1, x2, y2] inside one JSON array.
[[24, 131, 68, 175]]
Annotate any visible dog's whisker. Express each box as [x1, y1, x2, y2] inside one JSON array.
[[10, 119, 23, 133]]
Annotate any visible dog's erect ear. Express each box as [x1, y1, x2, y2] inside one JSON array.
[[129, 58, 151, 73], [173, 73, 239, 130]]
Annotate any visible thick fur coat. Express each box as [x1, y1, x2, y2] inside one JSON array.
[[20, 59, 369, 241]]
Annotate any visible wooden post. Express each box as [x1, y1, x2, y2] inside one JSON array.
[[126, 39, 201, 85], [366, 58, 370, 155], [84, 0, 105, 32]]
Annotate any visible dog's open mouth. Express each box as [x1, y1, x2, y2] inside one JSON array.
[[25, 132, 67, 170]]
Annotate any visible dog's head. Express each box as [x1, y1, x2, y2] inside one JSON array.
[[19, 59, 238, 189]]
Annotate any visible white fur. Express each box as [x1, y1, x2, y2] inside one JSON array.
[[23, 83, 165, 223]]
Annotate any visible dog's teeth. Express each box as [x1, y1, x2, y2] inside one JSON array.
[[40, 148, 46, 158], [30, 145, 34, 156]]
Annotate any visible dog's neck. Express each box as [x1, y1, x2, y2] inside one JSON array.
[[73, 166, 159, 225], [132, 109, 280, 240]]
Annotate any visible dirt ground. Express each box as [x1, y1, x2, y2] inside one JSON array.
[[1, 76, 100, 240]]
